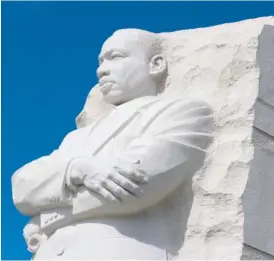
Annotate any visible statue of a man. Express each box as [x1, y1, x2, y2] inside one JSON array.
[[12, 29, 213, 260]]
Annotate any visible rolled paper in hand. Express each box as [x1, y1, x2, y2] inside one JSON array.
[[27, 233, 47, 253]]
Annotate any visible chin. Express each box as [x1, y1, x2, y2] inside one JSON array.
[[103, 91, 125, 105]]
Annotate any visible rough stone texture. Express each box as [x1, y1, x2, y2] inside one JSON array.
[[76, 84, 114, 128], [77, 17, 274, 259]]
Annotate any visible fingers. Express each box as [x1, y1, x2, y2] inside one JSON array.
[[109, 172, 141, 196], [83, 175, 138, 202], [66, 182, 78, 193], [65, 170, 78, 193], [80, 164, 148, 202], [114, 166, 148, 184], [101, 179, 131, 200], [83, 178, 119, 202]]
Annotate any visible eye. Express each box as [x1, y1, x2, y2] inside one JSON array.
[[110, 52, 124, 60]]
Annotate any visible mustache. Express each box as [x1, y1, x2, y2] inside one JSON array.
[[99, 78, 116, 86]]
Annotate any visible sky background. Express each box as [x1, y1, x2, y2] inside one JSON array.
[[2, 1, 274, 259]]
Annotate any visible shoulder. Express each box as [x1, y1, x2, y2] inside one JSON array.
[[148, 97, 213, 118], [59, 126, 89, 149]]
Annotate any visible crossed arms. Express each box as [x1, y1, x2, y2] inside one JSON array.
[[12, 99, 213, 240]]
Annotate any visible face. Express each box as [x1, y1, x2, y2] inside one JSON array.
[[97, 31, 158, 105]]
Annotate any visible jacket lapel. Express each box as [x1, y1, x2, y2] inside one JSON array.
[[87, 97, 159, 156]]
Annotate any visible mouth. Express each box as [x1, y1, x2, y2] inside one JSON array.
[[99, 81, 114, 94]]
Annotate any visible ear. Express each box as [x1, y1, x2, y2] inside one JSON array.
[[149, 55, 167, 78]]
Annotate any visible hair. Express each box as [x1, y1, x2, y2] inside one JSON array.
[[112, 28, 165, 62]]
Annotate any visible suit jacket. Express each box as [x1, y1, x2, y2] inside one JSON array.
[[12, 96, 213, 258]]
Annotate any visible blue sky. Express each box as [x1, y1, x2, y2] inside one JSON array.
[[2, 1, 274, 259]]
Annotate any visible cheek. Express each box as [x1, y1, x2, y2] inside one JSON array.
[[109, 62, 129, 82], [123, 61, 149, 86]]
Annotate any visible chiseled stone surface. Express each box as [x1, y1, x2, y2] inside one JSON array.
[[78, 17, 274, 259], [163, 18, 274, 259], [76, 84, 114, 128]]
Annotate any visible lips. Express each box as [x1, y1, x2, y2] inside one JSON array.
[[99, 78, 113, 86], [99, 81, 114, 95]]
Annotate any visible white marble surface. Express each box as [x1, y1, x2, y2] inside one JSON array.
[[12, 29, 213, 260]]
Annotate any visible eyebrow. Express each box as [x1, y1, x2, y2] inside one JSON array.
[[98, 48, 126, 61]]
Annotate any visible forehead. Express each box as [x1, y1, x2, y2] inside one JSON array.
[[100, 32, 144, 55]]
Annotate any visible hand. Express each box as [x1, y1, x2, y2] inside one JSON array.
[[66, 157, 98, 192], [23, 216, 48, 253], [83, 165, 148, 202], [23, 216, 41, 241], [66, 157, 148, 202]]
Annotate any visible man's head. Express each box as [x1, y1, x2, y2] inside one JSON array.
[[97, 29, 167, 105]]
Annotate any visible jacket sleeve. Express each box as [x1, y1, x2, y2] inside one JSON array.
[[11, 131, 77, 216], [71, 99, 213, 218]]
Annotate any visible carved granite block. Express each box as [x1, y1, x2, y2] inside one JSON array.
[[243, 128, 274, 256], [254, 99, 274, 137], [258, 25, 274, 108], [241, 244, 274, 260]]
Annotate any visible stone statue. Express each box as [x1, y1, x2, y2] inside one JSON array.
[[12, 29, 213, 259]]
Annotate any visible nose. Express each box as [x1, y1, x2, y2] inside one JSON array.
[[96, 63, 110, 79]]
